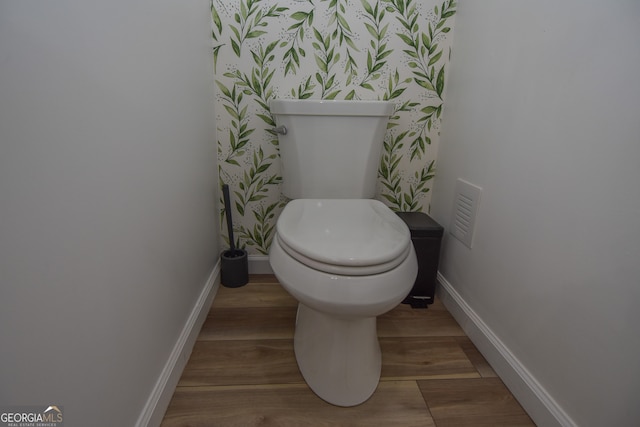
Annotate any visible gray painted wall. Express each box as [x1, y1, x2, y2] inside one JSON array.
[[431, 1, 640, 426], [0, 1, 218, 425]]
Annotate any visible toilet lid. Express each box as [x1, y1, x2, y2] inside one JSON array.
[[276, 199, 411, 274]]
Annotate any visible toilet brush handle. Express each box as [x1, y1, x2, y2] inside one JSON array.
[[222, 184, 236, 252]]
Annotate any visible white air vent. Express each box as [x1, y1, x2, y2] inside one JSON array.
[[450, 179, 482, 248]]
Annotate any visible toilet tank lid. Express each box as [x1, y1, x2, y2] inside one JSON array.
[[270, 99, 394, 116]]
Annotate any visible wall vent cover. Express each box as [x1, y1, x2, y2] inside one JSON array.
[[450, 179, 482, 248]]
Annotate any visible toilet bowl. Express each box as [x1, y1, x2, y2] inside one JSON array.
[[269, 199, 418, 406]]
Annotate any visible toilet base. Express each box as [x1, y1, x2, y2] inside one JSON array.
[[294, 303, 381, 407]]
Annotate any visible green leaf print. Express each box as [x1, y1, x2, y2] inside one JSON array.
[[290, 75, 316, 99], [384, 0, 456, 101], [379, 130, 408, 210], [228, 0, 287, 57], [282, 4, 315, 76], [382, 69, 412, 103], [401, 160, 435, 211], [327, 0, 359, 85], [311, 28, 341, 99], [224, 41, 279, 130], [216, 81, 253, 166], [234, 147, 281, 217], [210, 2, 225, 73], [360, 0, 392, 90], [236, 201, 284, 255]]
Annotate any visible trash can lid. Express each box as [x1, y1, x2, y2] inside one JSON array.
[[396, 212, 444, 238]]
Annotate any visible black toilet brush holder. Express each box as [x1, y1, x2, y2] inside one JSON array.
[[221, 248, 248, 288], [220, 184, 248, 288]]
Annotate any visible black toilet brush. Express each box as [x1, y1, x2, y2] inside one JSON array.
[[220, 184, 248, 287]]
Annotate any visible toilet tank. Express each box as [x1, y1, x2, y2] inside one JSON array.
[[270, 99, 394, 199]]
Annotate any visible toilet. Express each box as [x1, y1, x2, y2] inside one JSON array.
[[268, 99, 418, 407]]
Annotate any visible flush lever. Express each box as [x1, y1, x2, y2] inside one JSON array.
[[272, 125, 287, 135]]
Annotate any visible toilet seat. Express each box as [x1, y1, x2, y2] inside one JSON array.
[[276, 199, 412, 276], [276, 234, 412, 276]]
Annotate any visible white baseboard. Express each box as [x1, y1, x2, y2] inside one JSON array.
[[436, 272, 576, 427], [135, 261, 221, 427], [248, 255, 273, 274]]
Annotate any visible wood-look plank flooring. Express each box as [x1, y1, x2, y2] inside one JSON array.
[[161, 275, 535, 426]]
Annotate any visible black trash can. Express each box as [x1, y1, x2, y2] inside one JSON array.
[[396, 212, 444, 308]]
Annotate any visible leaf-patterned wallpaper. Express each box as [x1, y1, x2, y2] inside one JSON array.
[[213, 0, 456, 255]]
